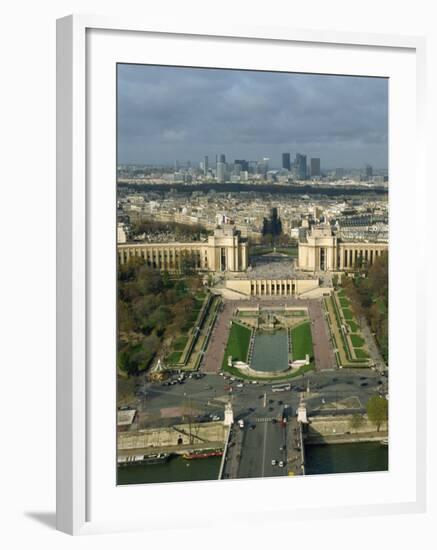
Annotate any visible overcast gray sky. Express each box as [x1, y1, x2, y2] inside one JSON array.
[[117, 64, 388, 169]]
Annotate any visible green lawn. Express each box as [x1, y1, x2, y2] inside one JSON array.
[[291, 321, 313, 360], [221, 322, 252, 369], [173, 336, 188, 351], [342, 308, 353, 320], [347, 320, 360, 333], [354, 348, 369, 359], [339, 297, 350, 308], [167, 351, 183, 363], [350, 334, 365, 347], [275, 247, 298, 256]]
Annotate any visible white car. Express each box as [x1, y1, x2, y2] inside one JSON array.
[[237, 383, 243, 388], [271, 459, 277, 466], [279, 461, 284, 468]]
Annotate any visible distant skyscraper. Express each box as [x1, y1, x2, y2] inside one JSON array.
[[310, 158, 321, 177], [282, 153, 291, 171], [235, 159, 249, 172], [294, 153, 307, 179], [257, 157, 269, 176], [365, 164, 373, 179], [204, 156, 209, 175], [216, 162, 225, 182], [219, 154, 226, 164]]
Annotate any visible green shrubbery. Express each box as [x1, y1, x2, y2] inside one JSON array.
[[342, 253, 388, 362]]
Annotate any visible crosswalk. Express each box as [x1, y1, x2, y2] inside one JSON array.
[[255, 416, 280, 423]]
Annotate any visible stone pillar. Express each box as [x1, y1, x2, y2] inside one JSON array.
[[229, 245, 235, 271]]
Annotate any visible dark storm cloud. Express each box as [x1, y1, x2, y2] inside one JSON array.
[[117, 64, 388, 168]]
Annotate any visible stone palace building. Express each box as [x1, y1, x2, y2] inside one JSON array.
[[118, 226, 249, 272], [298, 224, 388, 272]]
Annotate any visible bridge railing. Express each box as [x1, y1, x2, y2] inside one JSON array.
[[218, 425, 233, 480]]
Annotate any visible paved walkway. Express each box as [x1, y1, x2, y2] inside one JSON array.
[[308, 300, 336, 371], [202, 302, 235, 373], [221, 425, 244, 479], [360, 319, 387, 371]]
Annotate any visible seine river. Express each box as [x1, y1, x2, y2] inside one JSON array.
[[118, 442, 387, 485], [118, 455, 221, 485], [305, 442, 388, 475]]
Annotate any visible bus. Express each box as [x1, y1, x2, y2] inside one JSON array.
[[272, 383, 291, 393]]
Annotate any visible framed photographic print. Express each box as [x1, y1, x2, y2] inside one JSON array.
[[56, 15, 427, 535]]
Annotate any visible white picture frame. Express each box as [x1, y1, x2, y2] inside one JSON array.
[[56, 14, 427, 535]]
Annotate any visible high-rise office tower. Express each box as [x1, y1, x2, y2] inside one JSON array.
[[282, 152, 291, 171], [365, 164, 373, 179], [234, 159, 249, 172], [204, 156, 209, 175], [294, 153, 307, 179], [257, 157, 269, 176], [233, 162, 242, 175], [219, 154, 226, 164], [310, 158, 321, 177], [216, 162, 225, 182]]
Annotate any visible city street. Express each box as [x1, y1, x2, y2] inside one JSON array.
[[130, 368, 387, 431]]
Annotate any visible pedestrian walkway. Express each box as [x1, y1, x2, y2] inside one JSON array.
[[308, 300, 336, 370], [255, 416, 279, 423], [202, 302, 235, 373]]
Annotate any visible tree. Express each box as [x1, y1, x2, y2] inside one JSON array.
[[180, 254, 196, 275], [262, 207, 283, 245], [366, 396, 388, 431], [349, 413, 365, 430]]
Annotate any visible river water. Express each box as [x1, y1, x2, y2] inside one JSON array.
[[118, 442, 387, 485], [305, 441, 388, 475], [118, 455, 221, 485]]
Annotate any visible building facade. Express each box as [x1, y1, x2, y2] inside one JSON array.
[[226, 277, 319, 297], [282, 152, 291, 171], [294, 153, 307, 179], [298, 224, 388, 272], [310, 157, 321, 177], [118, 226, 249, 272]]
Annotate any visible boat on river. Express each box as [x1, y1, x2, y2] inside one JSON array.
[[118, 452, 171, 466], [182, 449, 223, 460]]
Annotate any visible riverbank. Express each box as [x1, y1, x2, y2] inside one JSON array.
[[305, 431, 388, 445]]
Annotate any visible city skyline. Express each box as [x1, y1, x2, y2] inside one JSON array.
[[118, 64, 388, 169]]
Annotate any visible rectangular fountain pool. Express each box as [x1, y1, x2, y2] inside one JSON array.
[[250, 329, 289, 372]]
